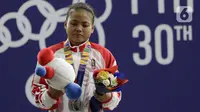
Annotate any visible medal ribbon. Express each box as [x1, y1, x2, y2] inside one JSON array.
[[64, 40, 91, 87]]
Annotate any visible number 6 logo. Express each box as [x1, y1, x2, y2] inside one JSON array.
[[176, 6, 193, 23]]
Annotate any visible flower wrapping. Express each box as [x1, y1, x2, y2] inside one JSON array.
[[93, 66, 128, 92]]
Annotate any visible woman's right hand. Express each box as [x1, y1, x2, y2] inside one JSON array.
[[48, 86, 64, 99]]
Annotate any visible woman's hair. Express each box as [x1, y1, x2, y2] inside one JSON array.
[[66, 2, 96, 24]]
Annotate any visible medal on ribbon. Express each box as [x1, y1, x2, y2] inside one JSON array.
[[68, 99, 83, 111], [64, 40, 91, 111]]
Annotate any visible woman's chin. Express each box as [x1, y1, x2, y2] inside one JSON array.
[[70, 40, 85, 46]]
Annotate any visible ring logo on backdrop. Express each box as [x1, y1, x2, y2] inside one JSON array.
[[23, 0, 113, 107], [0, 0, 112, 53]]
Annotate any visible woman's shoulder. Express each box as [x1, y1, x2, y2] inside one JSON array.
[[48, 41, 65, 52], [90, 42, 109, 51], [90, 42, 113, 56]]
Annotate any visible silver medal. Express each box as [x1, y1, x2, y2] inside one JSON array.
[[68, 99, 83, 111]]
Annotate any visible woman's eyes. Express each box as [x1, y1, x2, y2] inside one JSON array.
[[71, 22, 78, 26], [70, 22, 89, 27], [83, 24, 89, 27]]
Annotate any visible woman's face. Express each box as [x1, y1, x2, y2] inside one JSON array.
[[65, 9, 94, 46]]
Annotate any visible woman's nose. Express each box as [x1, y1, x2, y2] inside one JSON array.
[[75, 25, 82, 32]]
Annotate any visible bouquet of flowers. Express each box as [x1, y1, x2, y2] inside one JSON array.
[[93, 66, 128, 94]]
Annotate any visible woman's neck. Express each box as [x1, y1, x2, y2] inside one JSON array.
[[69, 40, 89, 47], [70, 42, 82, 46]]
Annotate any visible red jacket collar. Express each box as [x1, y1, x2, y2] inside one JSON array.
[[65, 40, 88, 52]]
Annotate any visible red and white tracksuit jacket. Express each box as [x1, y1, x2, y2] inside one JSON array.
[[31, 40, 121, 112]]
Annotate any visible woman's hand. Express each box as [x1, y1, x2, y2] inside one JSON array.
[[94, 92, 112, 102], [48, 86, 64, 99]]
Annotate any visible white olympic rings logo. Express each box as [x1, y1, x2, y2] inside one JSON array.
[[22, 0, 112, 107], [0, 0, 112, 53]]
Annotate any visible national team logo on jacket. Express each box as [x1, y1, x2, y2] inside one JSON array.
[[91, 58, 96, 70]]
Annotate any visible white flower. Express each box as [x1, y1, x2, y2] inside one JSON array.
[[102, 79, 110, 87], [109, 73, 118, 87]]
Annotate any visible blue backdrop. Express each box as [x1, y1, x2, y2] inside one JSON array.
[[0, 0, 199, 112]]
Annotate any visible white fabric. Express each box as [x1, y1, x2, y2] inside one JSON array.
[[46, 57, 76, 90], [40, 91, 57, 109], [33, 42, 120, 112], [51, 47, 120, 112]]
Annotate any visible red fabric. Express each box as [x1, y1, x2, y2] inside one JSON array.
[[32, 41, 121, 111], [38, 93, 45, 106], [47, 41, 116, 67], [48, 41, 86, 52], [70, 43, 86, 52], [37, 48, 54, 66], [91, 42, 116, 68], [117, 92, 120, 98], [39, 77, 48, 87], [103, 107, 110, 110], [93, 66, 118, 78], [43, 66, 55, 79], [32, 77, 48, 104], [49, 42, 65, 53], [32, 41, 65, 110], [32, 76, 60, 110]]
